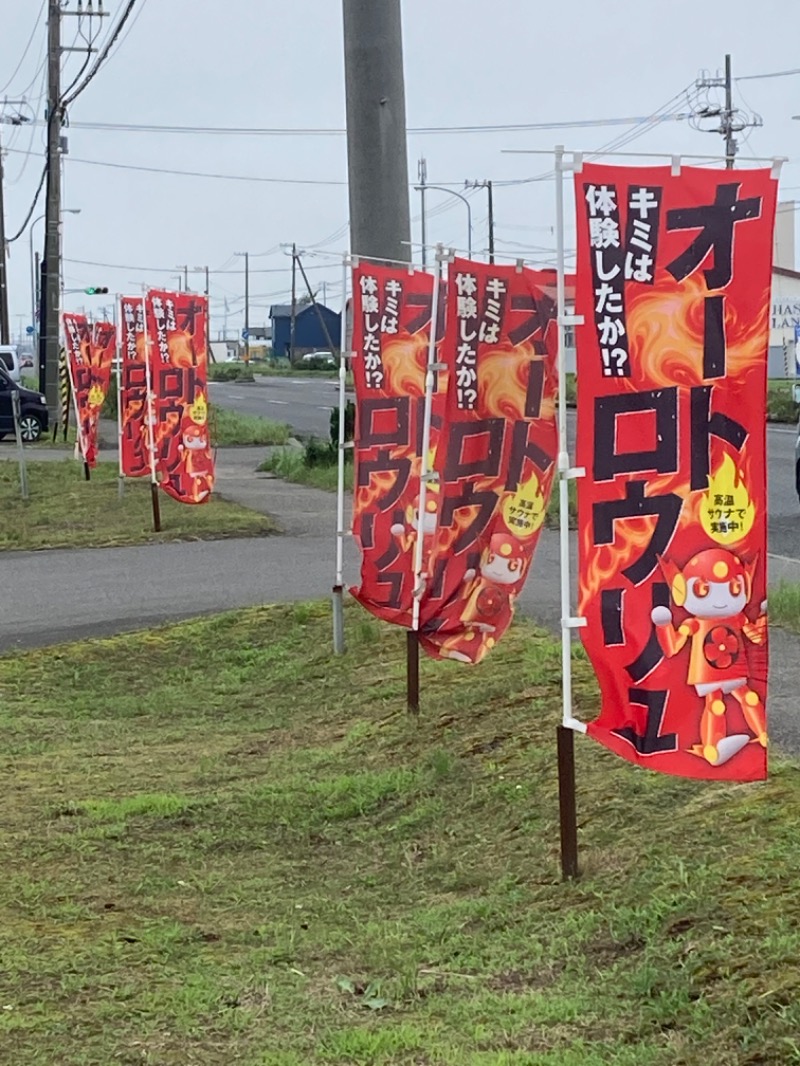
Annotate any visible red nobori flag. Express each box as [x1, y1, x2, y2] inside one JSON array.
[[62, 312, 114, 467], [349, 262, 445, 627], [119, 296, 152, 478], [575, 163, 776, 781], [417, 258, 558, 664], [145, 290, 214, 504]]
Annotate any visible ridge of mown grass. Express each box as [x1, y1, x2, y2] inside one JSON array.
[[0, 460, 277, 550], [1, 602, 798, 1064]]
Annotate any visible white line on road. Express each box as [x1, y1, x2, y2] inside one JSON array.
[[265, 400, 289, 405]]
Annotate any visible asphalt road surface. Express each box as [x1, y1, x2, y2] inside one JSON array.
[[210, 375, 347, 440], [212, 378, 800, 559]]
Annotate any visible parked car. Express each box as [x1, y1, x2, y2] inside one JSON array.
[[0, 365, 49, 442], [0, 344, 22, 383], [301, 350, 336, 367]]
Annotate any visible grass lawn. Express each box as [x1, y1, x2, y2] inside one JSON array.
[[768, 581, 800, 634], [211, 407, 290, 447], [0, 460, 277, 551], [2, 601, 798, 1064]]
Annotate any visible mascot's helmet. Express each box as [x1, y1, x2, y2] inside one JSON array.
[[661, 548, 753, 608]]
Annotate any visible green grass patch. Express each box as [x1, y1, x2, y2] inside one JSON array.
[[208, 363, 256, 383], [210, 406, 290, 446], [260, 445, 351, 492], [0, 459, 277, 551], [1, 602, 798, 1064], [767, 580, 800, 633]]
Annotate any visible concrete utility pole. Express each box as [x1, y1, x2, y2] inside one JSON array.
[[0, 132, 9, 345], [342, 0, 412, 264], [290, 243, 297, 361], [694, 55, 760, 170], [42, 0, 63, 412], [418, 157, 427, 268], [235, 252, 250, 363], [465, 179, 495, 263]]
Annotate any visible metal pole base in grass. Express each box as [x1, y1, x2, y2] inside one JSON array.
[[118, 476, 125, 499], [332, 584, 345, 655], [557, 725, 579, 880], [83, 461, 91, 482], [406, 630, 420, 715], [150, 481, 162, 532]]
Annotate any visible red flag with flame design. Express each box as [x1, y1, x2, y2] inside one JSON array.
[[62, 313, 115, 467], [575, 163, 776, 781], [119, 296, 151, 478], [145, 290, 214, 504], [418, 258, 559, 663], [349, 263, 443, 627]]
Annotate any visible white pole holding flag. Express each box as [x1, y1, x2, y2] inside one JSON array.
[[333, 253, 351, 655], [408, 243, 446, 714]]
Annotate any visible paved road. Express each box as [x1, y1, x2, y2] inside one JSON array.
[[212, 379, 800, 558], [209, 375, 349, 440]]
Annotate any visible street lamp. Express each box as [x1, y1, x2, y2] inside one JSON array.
[[30, 208, 80, 390], [413, 184, 472, 259]]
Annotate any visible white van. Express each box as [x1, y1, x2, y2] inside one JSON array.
[[0, 346, 21, 384]]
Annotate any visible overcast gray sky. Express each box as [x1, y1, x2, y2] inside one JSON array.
[[1, 0, 798, 339]]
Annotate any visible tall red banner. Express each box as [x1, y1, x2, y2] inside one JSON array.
[[418, 259, 558, 663], [119, 296, 152, 478], [62, 313, 115, 467], [575, 163, 776, 781], [145, 290, 214, 504], [349, 264, 441, 627]]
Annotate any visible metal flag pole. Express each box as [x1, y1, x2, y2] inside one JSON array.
[[554, 145, 588, 881], [408, 243, 446, 715], [333, 252, 351, 655], [114, 296, 124, 498], [11, 390, 29, 500], [141, 293, 161, 533]]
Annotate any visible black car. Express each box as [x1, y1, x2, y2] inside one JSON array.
[[0, 365, 49, 442]]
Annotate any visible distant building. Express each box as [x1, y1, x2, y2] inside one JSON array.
[[269, 302, 341, 359]]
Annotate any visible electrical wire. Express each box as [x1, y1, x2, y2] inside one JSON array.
[[62, 0, 141, 108], [736, 67, 800, 82], [7, 163, 47, 242], [37, 112, 694, 138], [0, 0, 46, 95]]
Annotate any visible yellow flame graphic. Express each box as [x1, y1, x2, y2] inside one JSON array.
[[87, 384, 105, 408], [700, 453, 755, 545], [501, 472, 546, 540], [189, 392, 208, 424]]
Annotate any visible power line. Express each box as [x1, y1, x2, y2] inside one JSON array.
[[7, 163, 47, 242], [36, 112, 694, 138], [736, 67, 800, 82], [62, 0, 140, 107], [63, 255, 334, 275], [0, 0, 46, 95]]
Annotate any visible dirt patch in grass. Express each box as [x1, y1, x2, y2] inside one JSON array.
[[1, 602, 798, 1064], [0, 459, 277, 550]]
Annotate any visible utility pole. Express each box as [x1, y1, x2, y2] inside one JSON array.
[[42, 0, 63, 412], [235, 252, 250, 363], [290, 242, 297, 362], [0, 132, 9, 345], [177, 264, 189, 291], [418, 157, 427, 268], [465, 179, 495, 262], [342, 0, 412, 265], [693, 54, 760, 170]]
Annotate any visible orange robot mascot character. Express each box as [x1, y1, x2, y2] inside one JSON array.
[[651, 548, 767, 767], [176, 392, 214, 502], [390, 476, 440, 569], [461, 532, 528, 634]]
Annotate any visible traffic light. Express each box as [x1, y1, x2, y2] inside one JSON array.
[[84, 286, 109, 295]]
